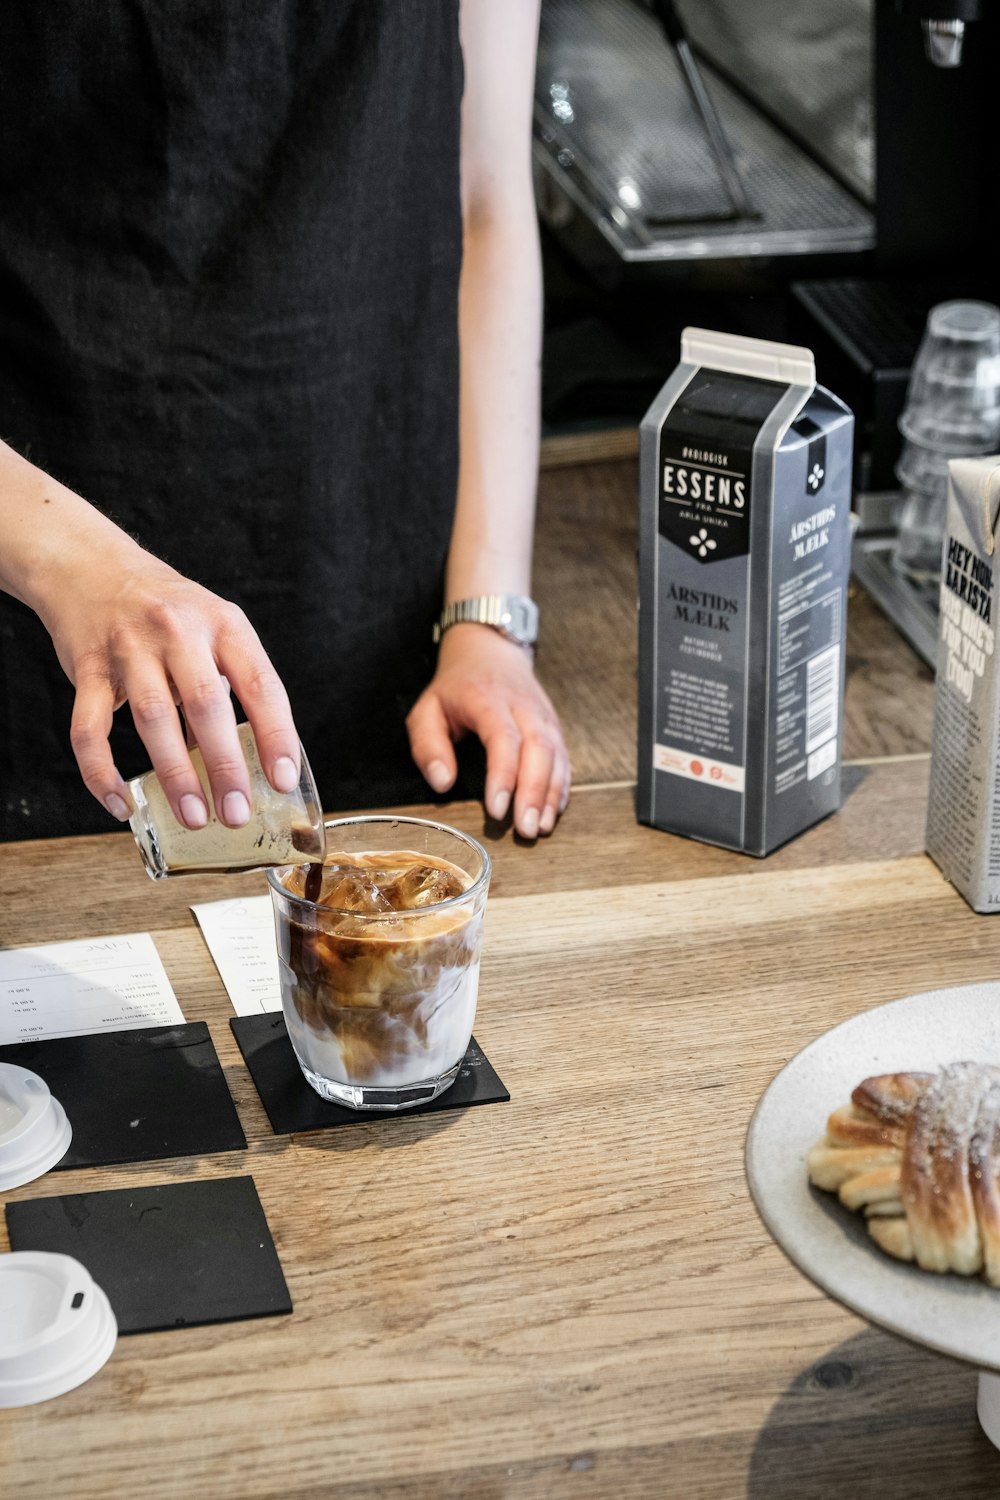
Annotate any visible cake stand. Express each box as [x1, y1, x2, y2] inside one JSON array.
[[745, 983, 1000, 1446]]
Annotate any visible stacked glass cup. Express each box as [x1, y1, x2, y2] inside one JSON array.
[[894, 300, 1000, 581]]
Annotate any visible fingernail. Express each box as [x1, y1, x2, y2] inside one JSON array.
[[105, 793, 130, 821], [222, 791, 251, 827], [180, 793, 209, 829], [539, 805, 556, 834], [272, 756, 299, 793], [426, 759, 452, 794], [488, 788, 510, 821], [520, 807, 540, 839]]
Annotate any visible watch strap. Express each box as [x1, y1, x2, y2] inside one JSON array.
[[433, 594, 539, 648]]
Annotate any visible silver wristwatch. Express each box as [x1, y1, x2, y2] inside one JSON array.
[[433, 594, 539, 649]]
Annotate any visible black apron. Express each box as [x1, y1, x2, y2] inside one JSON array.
[[0, 2, 463, 840]]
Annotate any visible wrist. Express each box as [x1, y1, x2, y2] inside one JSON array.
[[433, 593, 539, 650], [27, 518, 145, 623], [437, 619, 535, 664]]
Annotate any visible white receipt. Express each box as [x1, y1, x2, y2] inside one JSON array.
[[0, 932, 184, 1045], [191, 896, 281, 1016]]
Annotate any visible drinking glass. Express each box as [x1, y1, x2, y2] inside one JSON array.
[[268, 815, 491, 1111], [899, 300, 1000, 453]]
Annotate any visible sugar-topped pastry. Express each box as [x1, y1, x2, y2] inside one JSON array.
[[808, 1062, 1000, 1286]]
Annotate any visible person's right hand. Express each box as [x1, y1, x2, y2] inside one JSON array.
[[39, 544, 300, 832], [0, 440, 300, 830]]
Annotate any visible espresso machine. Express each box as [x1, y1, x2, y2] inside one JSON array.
[[534, 0, 999, 661], [899, 0, 986, 66], [534, 0, 874, 271], [815, 0, 999, 659], [535, 0, 996, 279]]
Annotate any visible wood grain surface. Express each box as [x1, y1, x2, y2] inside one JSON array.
[[540, 427, 640, 470], [0, 454, 971, 1497], [533, 458, 936, 785], [3, 767, 1000, 1499]]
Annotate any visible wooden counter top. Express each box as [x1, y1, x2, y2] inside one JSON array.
[[3, 756, 1000, 1498], [0, 454, 988, 1497]]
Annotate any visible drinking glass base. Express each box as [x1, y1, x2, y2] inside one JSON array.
[[299, 1060, 462, 1112]]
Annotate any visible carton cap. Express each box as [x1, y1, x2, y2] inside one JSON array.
[[682, 328, 815, 388], [949, 455, 1000, 555]]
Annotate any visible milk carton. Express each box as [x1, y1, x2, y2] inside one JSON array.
[[926, 456, 1000, 910], [637, 329, 854, 855]]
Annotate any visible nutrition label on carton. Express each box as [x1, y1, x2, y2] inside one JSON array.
[[774, 574, 842, 793], [776, 579, 841, 674], [928, 686, 982, 890]]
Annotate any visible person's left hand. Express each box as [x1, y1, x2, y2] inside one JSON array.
[[406, 623, 571, 838]]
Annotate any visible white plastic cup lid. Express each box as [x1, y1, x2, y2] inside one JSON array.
[[0, 1062, 72, 1190], [0, 1252, 117, 1407]]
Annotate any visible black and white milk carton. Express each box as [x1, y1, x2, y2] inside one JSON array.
[[637, 328, 854, 856], [926, 457, 1000, 911]]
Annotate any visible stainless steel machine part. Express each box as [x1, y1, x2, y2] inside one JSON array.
[[534, 0, 874, 269]]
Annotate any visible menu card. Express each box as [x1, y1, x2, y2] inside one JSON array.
[[191, 897, 281, 1016], [0, 933, 184, 1044]]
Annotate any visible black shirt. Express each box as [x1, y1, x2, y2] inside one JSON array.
[[0, 1, 464, 839]]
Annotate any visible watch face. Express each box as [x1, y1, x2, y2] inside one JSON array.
[[503, 597, 538, 645]]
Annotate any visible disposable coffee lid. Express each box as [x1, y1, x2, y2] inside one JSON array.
[[0, 1252, 117, 1407], [0, 1062, 72, 1190]]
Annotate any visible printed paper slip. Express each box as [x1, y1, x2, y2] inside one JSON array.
[[0, 932, 184, 1044], [191, 896, 281, 1016]]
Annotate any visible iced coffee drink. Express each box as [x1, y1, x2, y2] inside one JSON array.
[[267, 817, 491, 1110]]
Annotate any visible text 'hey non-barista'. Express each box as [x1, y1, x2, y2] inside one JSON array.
[[941, 536, 994, 702]]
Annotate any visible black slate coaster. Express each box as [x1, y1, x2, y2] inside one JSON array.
[[5, 1175, 292, 1334], [231, 1013, 509, 1135], [0, 1023, 246, 1169]]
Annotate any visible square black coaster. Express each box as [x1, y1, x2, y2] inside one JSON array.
[[5, 1175, 292, 1334], [230, 1013, 509, 1135], [0, 1023, 246, 1169]]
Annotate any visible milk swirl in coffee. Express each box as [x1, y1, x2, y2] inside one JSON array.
[[277, 850, 483, 1090]]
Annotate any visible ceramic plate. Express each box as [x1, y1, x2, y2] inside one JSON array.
[[746, 983, 1000, 1370]]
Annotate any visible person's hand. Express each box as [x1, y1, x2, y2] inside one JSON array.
[[406, 623, 571, 838], [37, 540, 301, 831]]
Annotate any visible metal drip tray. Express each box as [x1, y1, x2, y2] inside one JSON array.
[[535, 0, 874, 268], [852, 535, 939, 668]]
